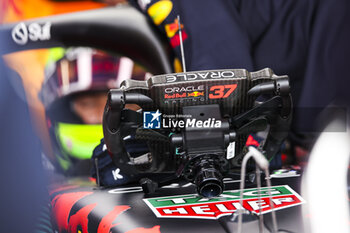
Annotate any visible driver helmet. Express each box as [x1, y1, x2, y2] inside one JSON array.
[[40, 47, 148, 176]]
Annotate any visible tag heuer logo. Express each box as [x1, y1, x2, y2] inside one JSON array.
[[143, 185, 305, 219]]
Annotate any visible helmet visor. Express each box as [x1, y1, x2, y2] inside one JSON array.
[[56, 122, 103, 159]]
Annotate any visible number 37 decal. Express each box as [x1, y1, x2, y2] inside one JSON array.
[[209, 84, 237, 99]]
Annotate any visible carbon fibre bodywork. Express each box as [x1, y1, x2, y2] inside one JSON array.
[[49, 177, 304, 233]]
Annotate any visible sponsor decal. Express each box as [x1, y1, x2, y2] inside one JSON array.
[[12, 22, 51, 45], [170, 30, 188, 48], [188, 91, 204, 97], [165, 85, 204, 94], [165, 71, 235, 83], [164, 85, 205, 100], [163, 83, 237, 100], [112, 168, 123, 181], [143, 185, 305, 219], [11, 23, 27, 45], [209, 84, 237, 99], [147, 0, 173, 25], [165, 18, 183, 38], [164, 16, 188, 48], [164, 93, 187, 99]]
